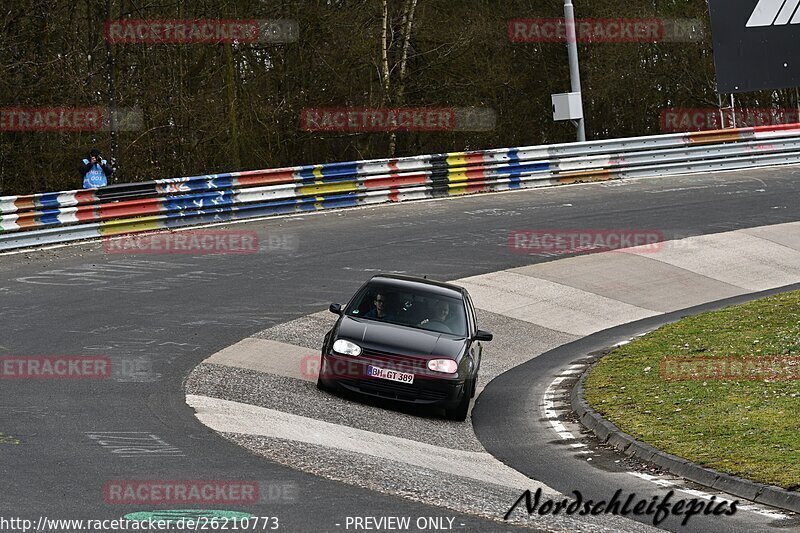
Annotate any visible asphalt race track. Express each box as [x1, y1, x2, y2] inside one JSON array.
[[2, 167, 800, 532]]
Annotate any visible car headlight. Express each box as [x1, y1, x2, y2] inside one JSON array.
[[428, 359, 458, 374], [332, 339, 362, 356]]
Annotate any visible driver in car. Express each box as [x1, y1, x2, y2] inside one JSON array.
[[418, 300, 452, 331]]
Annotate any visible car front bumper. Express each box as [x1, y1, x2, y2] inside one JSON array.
[[318, 352, 467, 408]]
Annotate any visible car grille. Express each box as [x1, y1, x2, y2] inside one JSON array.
[[338, 378, 450, 402], [339, 349, 450, 402], [359, 349, 427, 373]]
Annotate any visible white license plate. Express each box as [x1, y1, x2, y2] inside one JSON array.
[[367, 365, 414, 384]]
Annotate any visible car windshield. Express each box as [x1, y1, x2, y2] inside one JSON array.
[[345, 282, 468, 336]]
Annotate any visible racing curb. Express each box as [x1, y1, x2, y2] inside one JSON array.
[[571, 361, 800, 514]]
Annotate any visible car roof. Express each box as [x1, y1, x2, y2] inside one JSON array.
[[368, 274, 465, 299]]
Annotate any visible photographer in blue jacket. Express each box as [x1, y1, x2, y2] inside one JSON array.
[[79, 148, 114, 188]]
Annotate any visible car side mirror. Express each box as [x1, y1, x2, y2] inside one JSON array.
[[474, 330, 493, 342], [329, 303, 343, 316]]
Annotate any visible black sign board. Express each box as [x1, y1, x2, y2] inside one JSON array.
[[708, 0, 800, 93]]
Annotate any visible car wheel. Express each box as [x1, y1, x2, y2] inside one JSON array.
[[316, 355, 329, 391], [445, 379, 474, 421]]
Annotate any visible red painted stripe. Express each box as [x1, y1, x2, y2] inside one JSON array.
[[235, 171, 296, 187], [14, 213, 38, 228], [752, 123, 800, 133], [75, 190, 97, 204], [15, 198, 35, 212], [364, 174, 427, 189], [75, 205, 99, 222], [466, 184, 488, 194], [465, 152, 486, 165], [236, 167, 296, 177], [98, 198, 162, 218], [465, 168, 487, 180]]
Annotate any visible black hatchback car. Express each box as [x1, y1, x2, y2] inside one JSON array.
[[317, 274, 492, 420]]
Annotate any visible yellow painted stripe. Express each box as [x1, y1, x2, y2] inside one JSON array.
[[312, 165, 324, 179], [446, 153, 467, 167], [299, 181, 358, 196], [446, 171, 469, 184], [98, 215, 161, 235], [447, 185, 471, 196]]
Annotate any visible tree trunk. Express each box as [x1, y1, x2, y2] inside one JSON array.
[[387, 0, 418, 157], [224, 41, 242, 169]]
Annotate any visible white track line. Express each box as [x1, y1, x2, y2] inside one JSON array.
[[628, 473, 787, 520], [542, 365, 587, 446], [188, 394, 555, 494]]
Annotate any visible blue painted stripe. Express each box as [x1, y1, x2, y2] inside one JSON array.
[[38, 209, 62, 226], [505, 150, 523, 189], [158, 198, 306, 229], [317, 162, 359, 179], [163, 191, 236, 213], [517, 162, 551, 173], [297, 166, 318, 181], [297, 196, 320, 211], [38, 193, 63, 209], [232, 198, 302, 215], [165, 176, 235, 193], [319, 193, 358, 209], [207, 176, 235, 190]]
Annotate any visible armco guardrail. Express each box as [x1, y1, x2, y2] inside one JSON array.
[[2, 123, 800, 251]]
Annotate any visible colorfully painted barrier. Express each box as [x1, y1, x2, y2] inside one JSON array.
[[2, 123, 800, 251]]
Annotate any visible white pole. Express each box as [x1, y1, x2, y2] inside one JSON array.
[[564, 0, 586, 141]]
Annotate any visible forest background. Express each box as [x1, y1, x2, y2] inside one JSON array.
[[1, 0, 795, 194]]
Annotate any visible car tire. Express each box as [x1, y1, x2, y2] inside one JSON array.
[[470, 373, 478, 398], [445, 379, 474, 421]]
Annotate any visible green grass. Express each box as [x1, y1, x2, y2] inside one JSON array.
[[583, 290, 800, 490], [0, 433, 20, 445]]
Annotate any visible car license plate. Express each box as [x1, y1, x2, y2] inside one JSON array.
[[367, 365, 414, 384]]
